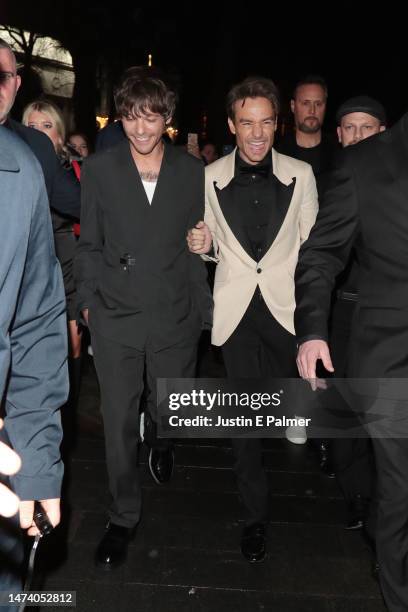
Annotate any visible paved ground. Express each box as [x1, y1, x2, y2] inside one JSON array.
[[33, 348, 386, 612]]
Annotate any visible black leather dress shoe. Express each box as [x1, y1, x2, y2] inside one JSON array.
[[240, 523, 266, 563], [361, 528, 380, 583], [95, 522, 134, 570], [148, 446, 174, 484]]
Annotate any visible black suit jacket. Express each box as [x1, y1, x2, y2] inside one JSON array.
[[8, 119, 80, 220], [74, 140, 212, 350], [95, 120, 125, 152], [295, 113, 408, 376]]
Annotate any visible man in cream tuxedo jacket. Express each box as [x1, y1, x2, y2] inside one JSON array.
[[188, 76, 318, 563]]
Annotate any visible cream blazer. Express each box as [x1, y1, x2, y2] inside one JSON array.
[[203, 148, 318, 345]]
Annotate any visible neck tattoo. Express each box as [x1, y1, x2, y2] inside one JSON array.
[[139, 170, 159, 182]]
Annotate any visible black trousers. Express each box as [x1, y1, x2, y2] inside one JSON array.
[[348, 306, 408, 612], [91, 327, 198, 528], [329, 298, 373, 503], [369, 435, 408, 612], [221, 292, 297, 526]]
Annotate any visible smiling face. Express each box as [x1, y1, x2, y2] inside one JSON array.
[[228, 96, 277, 165], [121, 109, 168, 157], [337, 112, 385, 147], [291, 83, 327, 134]]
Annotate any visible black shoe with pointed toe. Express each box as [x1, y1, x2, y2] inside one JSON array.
[[345, 495, 369, 530], [95, 522, 134, 570], [148, 446, 175, 484], [241, 523, 267, 563]]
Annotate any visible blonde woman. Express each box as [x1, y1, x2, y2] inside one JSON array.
[[23, 100, 82, 424]]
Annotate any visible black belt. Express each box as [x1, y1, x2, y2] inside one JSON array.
[[336, 290, 358, 302]]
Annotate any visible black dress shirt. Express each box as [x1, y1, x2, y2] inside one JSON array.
[[232, 151, 278, 262]]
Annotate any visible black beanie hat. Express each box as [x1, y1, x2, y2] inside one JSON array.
[[336, 96, 386, 125]]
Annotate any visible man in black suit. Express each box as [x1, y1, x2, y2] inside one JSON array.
[[328, 96, 387, 531], [0, 38, 80, 219], [75, 67, 212, 569], [295, 113, 408, 612]]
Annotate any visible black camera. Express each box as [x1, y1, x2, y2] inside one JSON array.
[[33, 501, 53, 536]]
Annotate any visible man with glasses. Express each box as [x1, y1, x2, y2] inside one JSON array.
[[0, 38, 80, 219]]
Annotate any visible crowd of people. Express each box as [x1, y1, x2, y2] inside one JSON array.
[[0, 34, 407, 612]]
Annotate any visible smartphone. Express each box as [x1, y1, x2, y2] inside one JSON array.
[[188, 133, 198, 147], [187, 133, 200, 158]]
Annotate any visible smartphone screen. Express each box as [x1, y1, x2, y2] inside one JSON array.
[[188, 133, 198, 146]]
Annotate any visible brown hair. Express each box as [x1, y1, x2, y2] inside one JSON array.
[[226, 76, 280, 120], [114, 66, 176, 122], [293, 74, 328, 100], [67, 131, 91, 150]]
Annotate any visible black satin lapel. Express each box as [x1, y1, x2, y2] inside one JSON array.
[[214, 181, 254, 258], [264, 177, 296, 251]]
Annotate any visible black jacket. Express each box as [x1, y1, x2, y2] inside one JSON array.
[[95, 121, 125, 152], [276, 132, 338, 178], [294, 113, 408, 375], [7, 119, 80, 220], [75, 140, 212, 350]]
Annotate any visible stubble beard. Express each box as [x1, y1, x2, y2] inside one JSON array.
[[298, 120, 322, 134]]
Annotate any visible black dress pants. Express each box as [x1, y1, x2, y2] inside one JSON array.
[[91, 327, 198, 528], [329, 298, 373, 503], [221, 292, 297, 526], [348, 305, 408, 612]]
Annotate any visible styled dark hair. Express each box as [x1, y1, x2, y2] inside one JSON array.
[[226, 76, 280, 120], [114, 66, 176, 122], [293, 74, 328, 100], [67, 131, 91, 147]]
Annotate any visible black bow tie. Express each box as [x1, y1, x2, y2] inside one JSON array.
[[239, 163, 270, 178]]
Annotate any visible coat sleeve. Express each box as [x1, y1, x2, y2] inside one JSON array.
[[49, 149, 81, 219], [299, 164, 319, 244], [187, 161, 213, 330], [201, 173, 220, 264], [6, 177, 68, 501], [294, 157, 360, 342], [74, 161, 104, 315], [12, 122, 81, 220]]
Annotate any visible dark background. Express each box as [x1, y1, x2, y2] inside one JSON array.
[[1, 1, 406, 144]]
